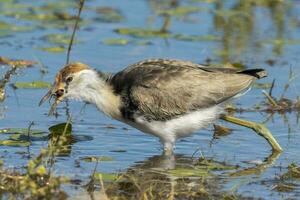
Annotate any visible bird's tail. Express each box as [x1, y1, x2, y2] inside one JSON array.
[[238, 69, 267, 79]]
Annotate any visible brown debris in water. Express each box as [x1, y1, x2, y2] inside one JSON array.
[[0, 56, 37, 68]]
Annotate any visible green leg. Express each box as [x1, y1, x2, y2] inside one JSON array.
[[220, 115, 283, 152]]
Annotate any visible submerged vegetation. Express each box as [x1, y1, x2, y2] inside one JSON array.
[[0, 0, 300, 199]]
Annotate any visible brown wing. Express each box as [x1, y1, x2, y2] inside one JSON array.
[[110, 59, 265, 121]]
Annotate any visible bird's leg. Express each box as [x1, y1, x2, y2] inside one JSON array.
[[163, 141, 175, 156], [220, 115, 282, 152]]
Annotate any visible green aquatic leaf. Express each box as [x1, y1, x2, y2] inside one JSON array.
[[173, 34, 220, 42], [44, 34, 76, 45], [49, 123, 72, 136], [39, 46, 65, 53], [115, 28, 171, 38], [197, 158, 237, 171], [168, 167, 210, 177], [261, 39, 300, 45], [0, 21, 34, 32], [12, 81, 51, 89], [94, 172, 118, 181], [158, 6, 201, 17], [214, 10, 250, 18], [0, 140, 31, 147], [41, 1, 77, 11], [95, 7, 124, 23], [102, 38, 129, 45], [81, 156, 114, 162], [0, 128, 44, 135]]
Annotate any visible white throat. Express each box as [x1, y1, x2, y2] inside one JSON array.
[[66, 69, 121, 119]]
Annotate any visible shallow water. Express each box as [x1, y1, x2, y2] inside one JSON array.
[[1, 0, 300, 199]]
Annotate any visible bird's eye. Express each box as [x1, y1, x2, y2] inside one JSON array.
[[66, 77, 73, 83]]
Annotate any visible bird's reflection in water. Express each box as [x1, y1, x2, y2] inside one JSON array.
[[103, 150, 281, 199]]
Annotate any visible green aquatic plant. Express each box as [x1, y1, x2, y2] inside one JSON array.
[[81, 156, 114, 162], [38, 46, 65, 53], [43, 34, 79, 45], [115, 27, 171, 38], [0, 148, 68, 199], [102, 38, 130, 45], [94, 6, 125, 23], [157, 6, 202, 17], [12, 81, 51, 89]]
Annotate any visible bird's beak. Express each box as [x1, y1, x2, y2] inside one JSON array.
[[39, 88, 53, 106], [39, 84, 65, 115]]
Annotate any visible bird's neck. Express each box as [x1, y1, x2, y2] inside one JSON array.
[[77, 70, 122, 119]]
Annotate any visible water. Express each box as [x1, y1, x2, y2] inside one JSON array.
[[1, 0, 300, 199]]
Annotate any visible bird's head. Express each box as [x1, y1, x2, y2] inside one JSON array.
[[39, 62, 98, 114]]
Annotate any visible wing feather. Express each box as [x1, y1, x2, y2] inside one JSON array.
[[110, 59, 263, 121]]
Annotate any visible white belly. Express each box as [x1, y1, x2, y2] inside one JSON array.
[[125, 106, 223, 144]]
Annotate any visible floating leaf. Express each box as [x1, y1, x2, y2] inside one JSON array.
[[0, 128, 44, 135], [12, 81, 51, 89], [115, 28, 171, 38], [168, 167, 210, 177], [214, 10, 249, 18], [95, 7, 124, 23], [44, 34, 77, 45], [41, 1, 77, 11], [94, 172, 118, 181], [0, 140, 31, 147], [158, 6, 201, 17], [102, 38, 129, 45], [81, 156, 114, 162], [0, 21, 34, 32], [261, 39, 300, 46], [49, 123, 72, 136], [39, 46, 65, 53], [173, 34, 220, 42], [197, 158, 237, 171]]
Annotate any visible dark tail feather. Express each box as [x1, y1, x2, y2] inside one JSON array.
[[238, 69, 267, 79]]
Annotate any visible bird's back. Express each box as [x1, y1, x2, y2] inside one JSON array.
[[110, 59, 266, 121]]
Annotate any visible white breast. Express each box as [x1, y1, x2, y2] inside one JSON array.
[[125, 106, 223, 144]]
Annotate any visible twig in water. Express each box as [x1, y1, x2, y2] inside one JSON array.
[[280, 67, 293, 99], [86, 160, 99, 200], [66, 0, 85, 64], [269, 79, 275, 97], [262, 90, 279, 108]]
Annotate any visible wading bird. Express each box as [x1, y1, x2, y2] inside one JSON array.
[[39, 59, 267, 155]]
